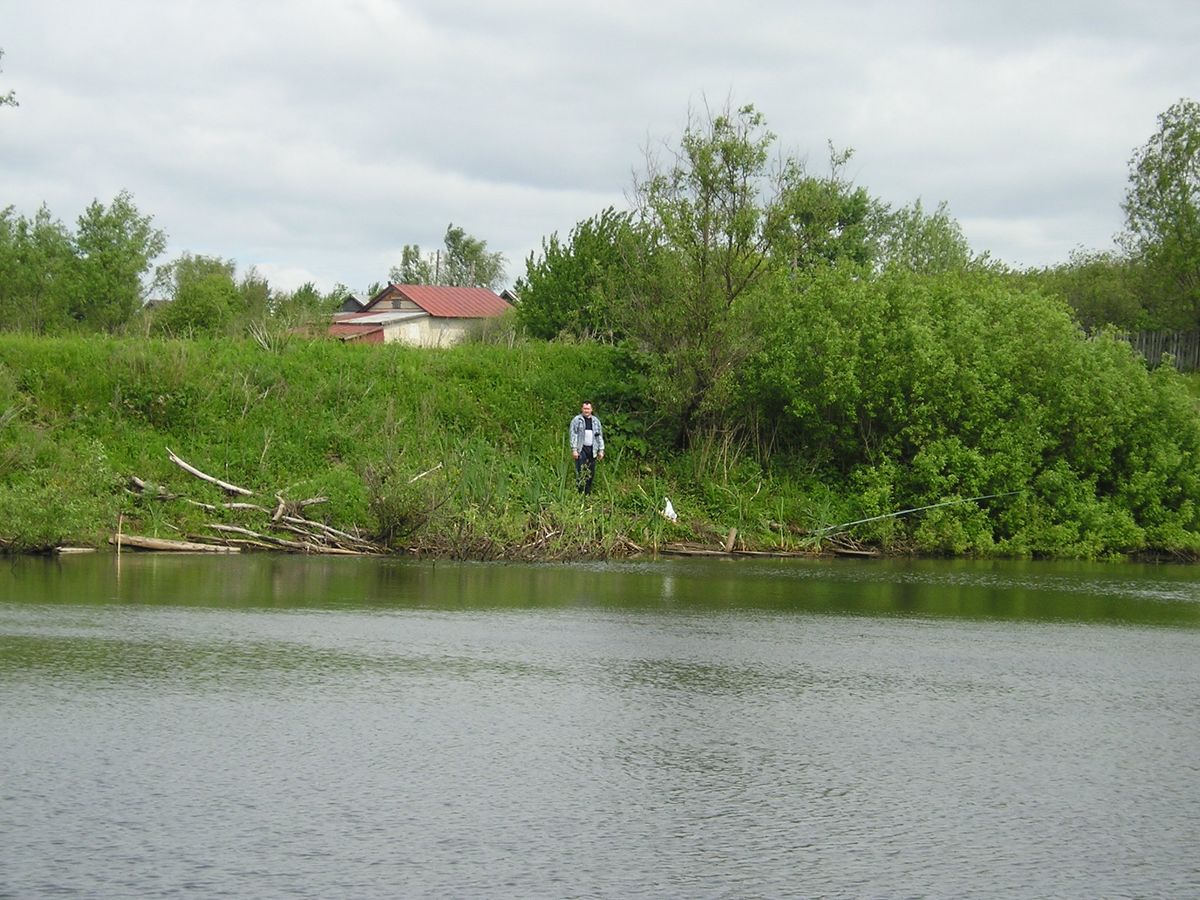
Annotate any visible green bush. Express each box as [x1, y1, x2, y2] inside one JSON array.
[[0, 303, 1197, 560]]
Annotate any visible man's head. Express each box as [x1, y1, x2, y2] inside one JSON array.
[[581, 402, 593, 416]]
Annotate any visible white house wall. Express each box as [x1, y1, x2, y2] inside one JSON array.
[[381, 315, 472, 348]]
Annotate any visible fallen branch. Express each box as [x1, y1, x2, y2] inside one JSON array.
[[204, 523, 373, 555], [408, 462, 443, 484], [206, 523, 309, 551], [279, 516, 384, 552], [183, 499, 273, 514], [166, 448, 253, 496], [109, 534, 239, 553]]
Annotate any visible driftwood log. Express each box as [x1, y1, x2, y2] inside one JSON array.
[[116, 450, 406, 554], [110, 534, 240, 553], [166, 448, 253, 496]]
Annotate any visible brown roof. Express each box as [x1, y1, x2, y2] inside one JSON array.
[[329, 323, 385, 343], [367, 284, 511, 318]]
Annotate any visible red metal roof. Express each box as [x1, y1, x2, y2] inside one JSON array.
[[370, 284, 512, 318]]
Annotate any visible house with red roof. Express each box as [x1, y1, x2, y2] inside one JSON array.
[[329, 283, 512, 347]]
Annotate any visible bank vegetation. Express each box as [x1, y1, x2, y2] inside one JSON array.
[[2, 99, 1200, 560]]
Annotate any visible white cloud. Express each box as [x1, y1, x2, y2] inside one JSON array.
[[2, 0, 1198, 291]]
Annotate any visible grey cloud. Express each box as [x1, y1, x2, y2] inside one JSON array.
[[1, 0, 1198, 290]]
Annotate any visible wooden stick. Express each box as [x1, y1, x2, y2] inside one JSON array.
[[166, 448, 253, 496], [205, 524, 368, 555], [279, 516, 383, 550], [408, 462, 443, 484], [109, 534, 239, 553], [206, 523, 307, 550]]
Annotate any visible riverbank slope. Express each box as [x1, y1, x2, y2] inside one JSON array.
[[1, 334, 1198, 560]]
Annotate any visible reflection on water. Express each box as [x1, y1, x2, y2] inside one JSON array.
[[3, 552, 1200, 623], [1, 554, 1198, 898]]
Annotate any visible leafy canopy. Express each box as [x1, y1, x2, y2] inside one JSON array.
[[391, 224, 507, 291], [1120, 97, 1200, 329]]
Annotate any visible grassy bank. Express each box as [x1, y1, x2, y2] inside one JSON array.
[[0, 335, 831, 557], [1, 333, 1199, 560]]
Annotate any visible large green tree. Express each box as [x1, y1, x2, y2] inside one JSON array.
[[390, 224, 507, 291], [515, 207, 643, 340], [769, 145, 886, 273], [1023, 250, 1146, 331], [72, 191, 166, 331], [1120, 98, 1200, 329], [0, 206, 75, 332], [877, 198, 982, 275], [625, 102, 792, 444], [152, 253, 238, 335]]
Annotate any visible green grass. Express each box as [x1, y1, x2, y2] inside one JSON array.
[[0, 334, 810, 556], [1, 333, 1198, 560]]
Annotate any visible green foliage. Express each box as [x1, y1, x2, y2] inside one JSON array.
[[624, 101, 789, 444], [516, 207, 641, 340], [154, 252, 237, 297], [878, 198, 984, 275], [1120, 97, 1200, 330], [0, 205, 76, 332], [72, 191, 167, 331], [743, 266, 1200, 555], [2, 95, 1199, 561], [525, 104, 986, 450], [390, 223, 507, 291], [637, 102, 777, 309], [769, 145, 886, 272], [1022, 250, 1148, 331], [394, 244, 435, 285], [238, 267, 272, 320], [271, 281, 332, 323], [155, 272, 240, 336], [0, 325, 1196, 559]]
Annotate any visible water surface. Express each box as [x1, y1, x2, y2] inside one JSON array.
[[2, 555, 1198, 897]]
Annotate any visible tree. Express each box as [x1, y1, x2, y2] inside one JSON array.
[[877, 198, 981, 275], [635, 102, 780, 312], [515, 207, 643, 340], [1120, 98, 1200, 329], [238, 266, 272, 320], [389, 224, 507, 290], [769, 145, 886, 272], [1024, 250, 1146, 331], [625, 101, 793, 444], [0, 49, 17, 108], [393, 244, 435, 284], [154, 252, 236, 298], [0, 205, 75, 332], [152, 253, 238, 335], [441, 224, 506, 289], [73, 191, 166, 331]]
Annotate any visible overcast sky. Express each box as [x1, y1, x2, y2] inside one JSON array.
[[2, 0, 1198, 293]]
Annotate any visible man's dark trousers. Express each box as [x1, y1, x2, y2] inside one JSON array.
[[576, 445, 596, 494]]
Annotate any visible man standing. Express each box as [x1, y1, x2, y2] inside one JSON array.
[[569, 401, 605, 494]]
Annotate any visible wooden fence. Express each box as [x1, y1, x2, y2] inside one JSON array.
[[1117, 330, 1200, 372]]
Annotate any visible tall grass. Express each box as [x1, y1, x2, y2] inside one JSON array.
[[0, 334, 702, 554], [1, 329, 1198, 559]]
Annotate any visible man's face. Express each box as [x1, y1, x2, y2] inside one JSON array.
[[581, 404, 593, 416]]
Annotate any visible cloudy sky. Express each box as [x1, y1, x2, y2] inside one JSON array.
[[2, 0, 1198, 293]]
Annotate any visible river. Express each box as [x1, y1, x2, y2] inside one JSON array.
[[2, 553, 1198, 898]]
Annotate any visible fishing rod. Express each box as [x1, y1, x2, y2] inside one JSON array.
[[811, 490, 1023, 538]]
